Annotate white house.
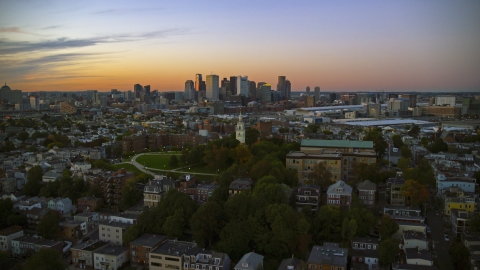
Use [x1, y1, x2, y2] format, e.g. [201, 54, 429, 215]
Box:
[93, 244, 129, 270]
[56, 198, 72, 214]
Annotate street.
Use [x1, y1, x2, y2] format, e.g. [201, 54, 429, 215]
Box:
[427, 200, 454, 270]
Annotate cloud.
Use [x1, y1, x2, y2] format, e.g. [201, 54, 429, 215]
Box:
[0, 28, 188, 55]
[40, 25, 63, 30]
[92, 7, 163, 15]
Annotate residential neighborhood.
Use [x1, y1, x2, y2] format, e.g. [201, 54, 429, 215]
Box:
[0, 87, 479, 270]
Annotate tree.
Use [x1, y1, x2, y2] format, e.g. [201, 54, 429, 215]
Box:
[24, 165, 44, 196]
[24, 248, 65, 270]
[307, 162, 333, 190]
[364, 128, 388, 159]
[420, 137, 429, 147]
[123, 224, 141, 246]
[400, 145, 412, 159]
[397, 157, 410, 170]
[163, 209, 186, 238]
[341, 218, 357, 242]
[409, 124, 420, 138]
[467, 213, 480, 232]
[313, 205, 341, 243]
[403, 180, 429, 206]
[190, 201, 226, 247]
[17, 131, 30, 142]
[168, 155, 179, 168]
[253, 176, 289, 205]
[304, 124, 320, 134]
[379, 215, 399, 240]
[392, 134, 404, 148]
[120, 178, 142, 210]
[429, 138, 448, 153]
[245, 128, 260, 146]
[346, 207, 375, 237]
[378, 238, 399, 267]
[449, 242, 470, 270]
[36, 210, 60, 239]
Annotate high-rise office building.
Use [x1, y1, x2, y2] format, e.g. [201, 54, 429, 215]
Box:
[306, 86, 311, 95]
[237, 76, 249, 96]
[230, 76, 237, 95]
[184, 80, 195, 100]
[144, 85, 151, 96]
[248, 81, 256, 98]
[30, 95, 39, 110]
[134, 84, 143, 99]
[277, 76, 286, 98]
[256, 82, 266, 99]
[314, 86, 321, 102]
[285, 80, 291, 99]
[195, 74, 202, 91]
[260, 84, 272, 103]
[401, 94, 417, 108]
[93, 92, 100, 105]
[206, 75, 219, 100]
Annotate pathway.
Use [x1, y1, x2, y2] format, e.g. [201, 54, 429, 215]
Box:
[119, 153, 219, 176]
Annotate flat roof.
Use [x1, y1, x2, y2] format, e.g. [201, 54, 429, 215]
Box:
[301, 139, 374, 149]
[0, 225, 23, 236]
[130, 234, 167, 247]
[334, 118, 432, 127]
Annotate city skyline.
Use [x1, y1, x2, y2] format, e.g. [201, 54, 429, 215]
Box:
[1, 1, 479, 92]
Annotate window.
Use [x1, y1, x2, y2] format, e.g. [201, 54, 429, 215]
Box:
[151, 262, 162, 267]
[151, 255, 162, 259]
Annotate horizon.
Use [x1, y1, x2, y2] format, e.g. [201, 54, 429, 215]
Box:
[1, 1, 479, 92]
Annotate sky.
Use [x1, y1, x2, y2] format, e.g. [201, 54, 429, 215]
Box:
[1, 1, 479, 92]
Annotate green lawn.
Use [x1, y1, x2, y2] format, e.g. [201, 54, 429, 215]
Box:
[136, 154, 180, 170]
[113, 163, 143, 175]
[182, 164, 219, 174]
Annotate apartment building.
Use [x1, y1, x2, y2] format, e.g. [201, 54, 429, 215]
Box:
[93, 244, 129, 270]
[129, 234, 167, 268]
[11, 234, 63, 258]
[299, 139, 376, 181]
[143, 176, 174, 207]
[351, 237, 379, 270]
[99, 221, 132, 246]
[386, 173, 406, 206]
[149, 240, 197, 270]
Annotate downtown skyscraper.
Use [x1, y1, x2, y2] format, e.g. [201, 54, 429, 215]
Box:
[206, 75, 219, 100]
[237, 76, 249, 96]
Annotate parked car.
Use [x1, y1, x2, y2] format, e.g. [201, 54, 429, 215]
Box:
[444, 233, 449, 241]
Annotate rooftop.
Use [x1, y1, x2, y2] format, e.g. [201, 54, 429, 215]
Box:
[94, 243, 129, 256]
[151, 240, 196, 256]
[301, 139, 374, 149]
[307, 242, 348, 267]
[0, 225, 23, 236]
[129, 234, 167, 247]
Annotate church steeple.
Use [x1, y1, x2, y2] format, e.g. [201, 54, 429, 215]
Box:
[235, 110, 245, 144]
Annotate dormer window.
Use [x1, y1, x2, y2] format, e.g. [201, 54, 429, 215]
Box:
[242, 262, 249, 267]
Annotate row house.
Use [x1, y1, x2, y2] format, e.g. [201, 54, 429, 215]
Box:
[402, 230, 428, 251]
[77, 197, 104, 212]
[98, 212, 137, 225]
[74, 212, 99, 232]
[13, 196, 47, 211]
[184, 249, 231, 270]
[176, 174, 198, 201]
[93, 244, 129, 270]
[386, 173, 406, 206]
[47, 197, 72, 214]
[11, 234, 63, 258]
[71, 240, 110, 269]
[451, 209, 475, 239]
[295, 184, 321, 211]
[0, 178, 16, 193]
[307, 242, 347, 270]
[61, 220, 86, 241]
[0, 226, 24, 253]
[351, 237, 379, 270]
[18, 208, 49, 229]
[326, 180, 352, 209]
[129, 234, 167, 268]
[405, 248, 433, 267]
[42, 171, 62, 182]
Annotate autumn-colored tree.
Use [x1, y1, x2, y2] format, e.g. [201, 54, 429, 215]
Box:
[231, 144, 253, 166]
[403, 180, 429, 206]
